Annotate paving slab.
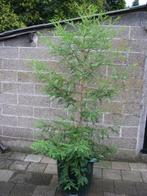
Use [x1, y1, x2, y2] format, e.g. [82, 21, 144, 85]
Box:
[10, 160, 29, 171]
[0, 169, 14, 182]
[0, 152, 12, 159]
[0, 182, 15, 195]
[9, 152, 26, 161]
[27, 162, 47, 173]
[33, 176, 58, 196]
[103, 169, 122, 180]
[10, 171, 52, 185]
[1, 151, 147, 195]
[93, 167, 102, 178]
[54, 191, 67, 196]
[32, 185, 53, 196]
[9, 184, 36, 196]
[0, 159, 13, 169]
[114, 180, 137, 195]
[141, 171, 147, 183]
[48, 175, 58, 195]
[41, 157, 57, 164]
[129, 163, 147, 171]
[103, 179, 115, 193]
[112, 162, 130, 170]
[121, 170, 142, 182]
[89, 193, 103, 196]
[25, 154, 42, 162]
[90, 178, 103, 193]
[94, 161, 112, 169]
[103, 193, 126, 196]
[44, 164, 57, 174]
[136, 182, 147, 196]
[90, 179, 115, 194]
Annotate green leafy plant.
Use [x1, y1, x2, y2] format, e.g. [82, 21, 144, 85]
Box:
[32, 7, 129, 192]
[8, 0, 105, 26]
[132, 0, 139, 7]
[0, 0, 24, 32]
[1, 0, 126, 32]
[105, 0, 126, 11]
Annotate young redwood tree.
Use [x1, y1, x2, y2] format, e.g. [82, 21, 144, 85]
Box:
[32, 8, 129, 192]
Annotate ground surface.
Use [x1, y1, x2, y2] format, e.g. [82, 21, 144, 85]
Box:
[0, 151, 147, 196]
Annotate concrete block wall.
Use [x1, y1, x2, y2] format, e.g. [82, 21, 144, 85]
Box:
[0, 22, 147, 158]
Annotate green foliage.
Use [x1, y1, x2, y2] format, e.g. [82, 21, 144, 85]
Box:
[32, 9, 129, 192]
[0, 0, 126, 32]
[105, 0, 126, 11]
[0, 0, 24, 32]
[132, 0, 139, 6]
[6, 0, 105, 27]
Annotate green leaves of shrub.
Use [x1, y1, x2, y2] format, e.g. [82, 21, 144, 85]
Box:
[0, 0, 24, 32]
[32, 7, 129, 192]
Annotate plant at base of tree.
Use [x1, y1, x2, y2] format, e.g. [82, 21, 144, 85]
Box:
[32, 6, 130, 193]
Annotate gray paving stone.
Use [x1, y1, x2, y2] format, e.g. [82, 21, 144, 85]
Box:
[0, 169, 14, 182]
[94, 161, 112, 169]
[89, 193, 103, 196]
[103, 179, 115, 193]
[0, 152, 12, 159]
[44, 164, 57, 174]
[141, 171, 147, 183]
[49, 175, 58, 190]
[136, 182, 147, 195]
[112, 162, 130, 170]
[33, 175, 58, 196]
[54, 190, 67, 196]
[0, 182, 15, 195]
[114, 180, 137, 195]
[9, 172, 31, 184]
[103, 169, 121, 180]
[104, 193, 126, 196]
[9, 152, 26, 161]
[122, 170, 142, 182]
[93, 168, 102, 178]
[32, 185, 53, 196]
[10, 160, 29, 171]
[129, 163, 147, 171]
[25, 154, 43, 162]
[41, 157, 57, 164]
[0, 159, 13, 169]
[10, 171, 52, 185]
[27, 162, 47, 173]
[0, 151, 146, 196]
[138, 193, 147, 196]
[90, 178, 103, 193]
[9, 184, 36, 196]
[90, 179, 115, 194]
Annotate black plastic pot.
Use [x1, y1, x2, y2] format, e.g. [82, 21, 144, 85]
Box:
[57, 159, 96, 196]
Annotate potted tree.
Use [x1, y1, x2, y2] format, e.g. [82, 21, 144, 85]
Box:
[32, 7, 128, 196]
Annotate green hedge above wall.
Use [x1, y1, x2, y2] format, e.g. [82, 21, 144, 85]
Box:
[0, 0, 126, 32]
